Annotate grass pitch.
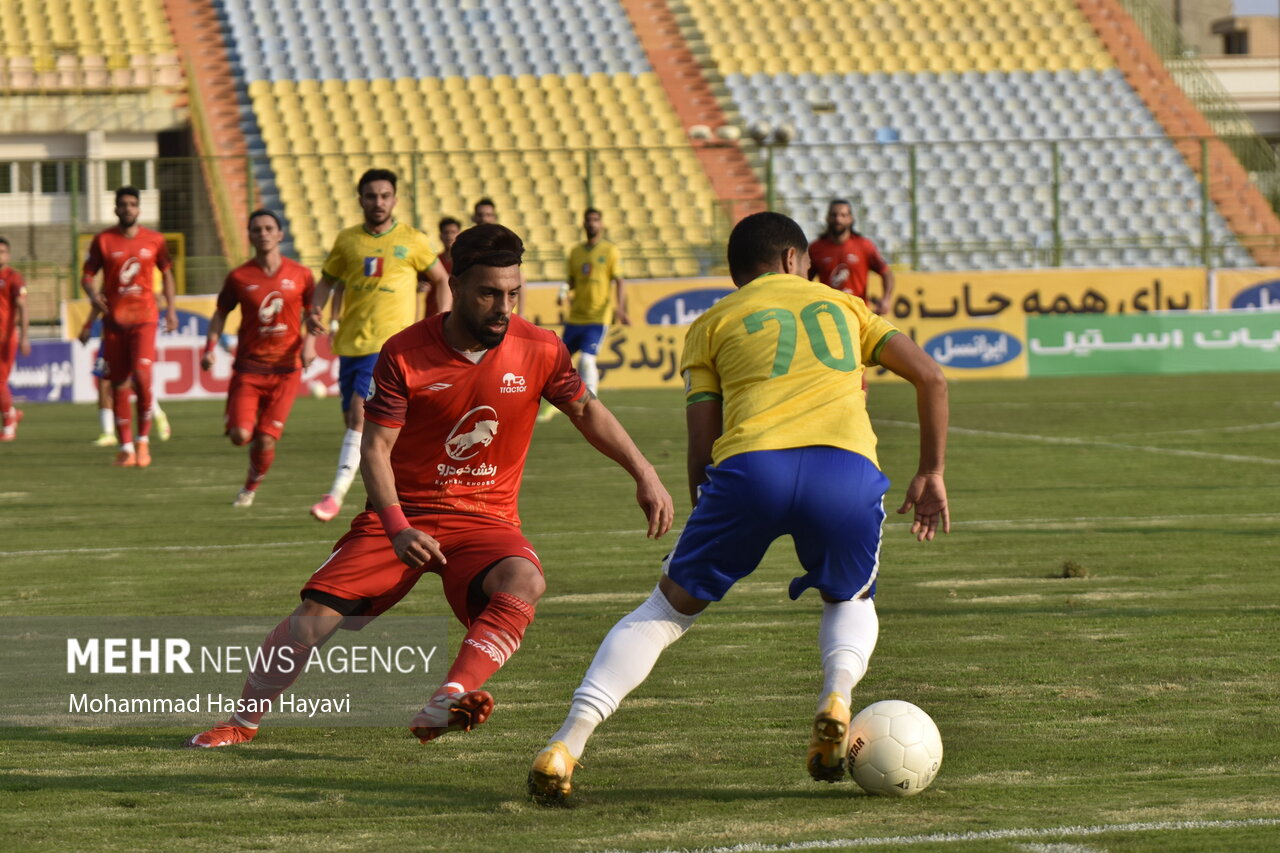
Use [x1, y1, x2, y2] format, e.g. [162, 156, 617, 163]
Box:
[1, 372, 1279, 851]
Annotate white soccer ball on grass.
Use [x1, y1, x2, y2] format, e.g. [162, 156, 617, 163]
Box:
[846, 699, 943, 797]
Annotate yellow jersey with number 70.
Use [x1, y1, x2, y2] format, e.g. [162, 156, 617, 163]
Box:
[680, 272, 898, 467]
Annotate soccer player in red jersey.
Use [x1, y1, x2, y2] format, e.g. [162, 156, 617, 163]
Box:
[184, 224, 674, 749]
[424, 216, 460, 317]
[201, 210, 316, 507]
[81, 186, 177, 467]
[808, 199, 895, 315]
[0, 236, 31, 441]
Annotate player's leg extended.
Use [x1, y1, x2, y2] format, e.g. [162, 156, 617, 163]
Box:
[410, 555, 543, 743]
[529, 451, 789, 804]
[132, 324, 157, 463]
[528, 576, 705, 805]
[788, 447, 888, 781]
[94, 370, 118, 445]
[0, 339, 19, 440]
[576, 324, 606, 396]
[184, 598, 344, 747]
[312, 355, 373, 521]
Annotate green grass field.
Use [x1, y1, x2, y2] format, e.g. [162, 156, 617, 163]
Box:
[2, 373, 1279, 852]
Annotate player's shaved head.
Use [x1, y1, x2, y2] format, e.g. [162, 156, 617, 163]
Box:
[451, 224, 523, 281]
[727, 212, 809, 285]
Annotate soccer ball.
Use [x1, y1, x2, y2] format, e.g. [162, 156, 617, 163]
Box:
[309, 380, 328, 399]
[846, 700, 943, 797]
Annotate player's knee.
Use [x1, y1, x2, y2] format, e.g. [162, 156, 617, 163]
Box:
[253, 433, 276, 452]
[289, 599, 345, 647]
[483, 558, 546, 605]
[229, 428, 252, 446]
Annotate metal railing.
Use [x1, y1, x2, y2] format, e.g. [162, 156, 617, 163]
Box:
[4, 134, 1279, 324]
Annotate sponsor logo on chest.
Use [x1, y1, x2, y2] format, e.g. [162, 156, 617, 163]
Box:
[500, 372, 527, 393]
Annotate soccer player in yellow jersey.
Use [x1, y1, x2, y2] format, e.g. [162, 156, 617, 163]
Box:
[529, 212, 951, 805]
[306, 168, 449, 522]
[560, 208, 626, 393]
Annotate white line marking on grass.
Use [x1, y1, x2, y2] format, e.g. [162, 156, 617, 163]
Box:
[879, 420, 1280, 466]
[607, 817, 1280, 853]
[1113, 420, 1280, 438]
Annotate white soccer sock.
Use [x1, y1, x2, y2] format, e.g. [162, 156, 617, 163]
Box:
[551, 585, 699, 758]
[327, 428, 363, 501]
[579, 352, 599, 396]
[98, 407, 114, 434]
[818, 597, 879, 709]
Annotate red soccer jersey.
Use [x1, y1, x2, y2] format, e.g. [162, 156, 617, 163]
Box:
[0, 266, 24, 343]
[363, 314, 586, 525]
[217, 257, 315, 374]
[83, 227, 173, 327]
[808, 234, 887, 301]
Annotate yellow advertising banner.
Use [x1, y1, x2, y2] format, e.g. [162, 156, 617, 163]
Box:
[1214, 268, 1280, 311]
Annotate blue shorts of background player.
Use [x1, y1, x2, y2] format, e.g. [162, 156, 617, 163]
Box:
[561, 323, 607, 356]
[337, 354, 378, 413]
[663, 446, 890, 602]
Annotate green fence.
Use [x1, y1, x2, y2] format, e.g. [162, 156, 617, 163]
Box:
[3, 134, 1280, 324]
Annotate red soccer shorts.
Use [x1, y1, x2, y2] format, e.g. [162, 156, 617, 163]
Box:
[303, 511, 544, 628]
[101, 322, 157, 385]
[225, 370, 301, 439]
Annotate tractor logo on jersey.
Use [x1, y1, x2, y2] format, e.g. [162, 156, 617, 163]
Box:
[445, 405, 500, 461]
[499, 372, 527, 393]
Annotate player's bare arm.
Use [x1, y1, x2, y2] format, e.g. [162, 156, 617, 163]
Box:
[684, 399, 722, 509]
[561, 391, 674, 538]
[301, 328, 317, 367]
[360, 420, 446, 568]
[613, 277, 629, 325]
[307, 273, 341, 335]
[15, 287, 30, 357]
[877, 333, 950, 541]
[425, 260, 451, 312]
[876, 267, 896, 316]
[200, 309, 229, 371]
[161, 267, 178, 332]
[81, 275, 109, 317]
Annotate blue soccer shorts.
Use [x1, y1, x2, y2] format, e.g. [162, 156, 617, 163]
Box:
[561, 323, 607, 356]
[663, 446, 890, 602]
[337, 354, 379, 412]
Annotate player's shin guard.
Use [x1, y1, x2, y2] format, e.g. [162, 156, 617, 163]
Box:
[439, 592, 536, 693]
[818, 597, 879, 704]
[327, 428, 362, 502]
[552, 585, 698, 758]
[232, 618, 313, 727]
[246, 442, 275, 492]
[578, 352, 600, 396]
[113, 385, 134, 445]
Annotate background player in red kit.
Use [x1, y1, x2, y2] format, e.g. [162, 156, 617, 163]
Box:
[81, 186, 177, 467]
[185, 224, 674, 749]
[0, 236, 31, 441]
[808, 199, 895, 315]
[201, 210, 316, 507]
[424, 216, 461, 318]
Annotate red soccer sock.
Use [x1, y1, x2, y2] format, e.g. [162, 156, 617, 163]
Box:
[439, 592, 536, 695]
[245, 443, 276, 492]
[233, 618, 313, 727]
[113, 386, 133, 445]
[133, 368, 153, 440]
[0, 384, 12, 415]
